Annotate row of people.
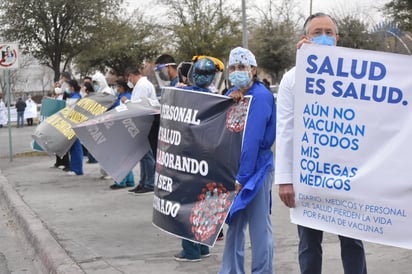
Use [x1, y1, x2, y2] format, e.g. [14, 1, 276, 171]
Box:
[44, 11, 367, 273]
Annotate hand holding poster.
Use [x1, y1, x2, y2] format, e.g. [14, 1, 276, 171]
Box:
[153, 88, 250, 246]
[292, 44, 412, 249]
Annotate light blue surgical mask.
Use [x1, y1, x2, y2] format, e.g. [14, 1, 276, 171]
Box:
[311, 34, 335, 46]
[93, 85, 100, 92]
[64, 87, 70, 94]
[229, 71, 251, 88]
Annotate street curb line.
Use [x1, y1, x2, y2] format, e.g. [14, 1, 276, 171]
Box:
[0, 173, 85, 274]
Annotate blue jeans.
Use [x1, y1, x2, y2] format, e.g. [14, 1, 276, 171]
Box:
[298, 225, 367, 274]
[17, 111, 24, 127]
[139, 149, 155, 189]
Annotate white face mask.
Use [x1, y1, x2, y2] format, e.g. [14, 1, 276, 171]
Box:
[127, 81, 134, 89]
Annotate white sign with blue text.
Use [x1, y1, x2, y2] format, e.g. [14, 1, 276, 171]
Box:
[292, 44, 412, 249]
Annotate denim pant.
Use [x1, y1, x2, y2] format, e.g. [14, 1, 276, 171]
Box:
[17, 111, 24, 127]
[139, 149, 155, 189]
[298, 225, 367, 274]
[219, 169, 274, 274]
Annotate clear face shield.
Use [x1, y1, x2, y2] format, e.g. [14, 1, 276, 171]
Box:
[188, 56, 225, 93]
[154, 63, 176, 88]
[187, 66, 224, 93]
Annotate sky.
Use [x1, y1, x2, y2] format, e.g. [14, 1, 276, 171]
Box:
[125, 0, 391, 26]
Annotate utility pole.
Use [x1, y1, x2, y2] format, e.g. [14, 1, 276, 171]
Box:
[309, 0, 313, 15]
[242, 0, 248, 48]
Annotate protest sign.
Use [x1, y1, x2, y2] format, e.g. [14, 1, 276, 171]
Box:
[153, 88, 250, 246]
[31, 97, 66, 152]
[292, 44, 412, 249]
[32, 93, 115, 157]
[73, 98, 159, 182]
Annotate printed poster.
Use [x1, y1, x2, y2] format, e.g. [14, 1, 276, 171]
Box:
[153, 88, 250, 247]
[292, 44, 412, 249]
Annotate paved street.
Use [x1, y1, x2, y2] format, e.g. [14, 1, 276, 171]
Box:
[1, 125, 412, 273]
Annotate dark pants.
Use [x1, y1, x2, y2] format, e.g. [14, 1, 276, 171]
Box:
[26, 118, 33, 126]
[298, 225, 367, 274]
[181, 239, 209, 259]
[139, 149, 155, 189]
[55, 153, 70, 169]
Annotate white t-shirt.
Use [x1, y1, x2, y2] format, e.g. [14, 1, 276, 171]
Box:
[130, 76, 159, 106]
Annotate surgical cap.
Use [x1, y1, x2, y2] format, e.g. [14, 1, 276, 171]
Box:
[228, 47, 257, 67]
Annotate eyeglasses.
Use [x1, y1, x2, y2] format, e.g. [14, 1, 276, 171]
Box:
[154, 63, 176, 71]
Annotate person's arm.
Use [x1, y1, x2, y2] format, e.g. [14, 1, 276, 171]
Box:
[275, 68, 296, 208]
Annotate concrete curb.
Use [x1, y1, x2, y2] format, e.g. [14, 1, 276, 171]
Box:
[0, 172, 84, 274]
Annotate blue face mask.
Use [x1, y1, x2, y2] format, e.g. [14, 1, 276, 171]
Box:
[93, 85, 100, 92]
[229, 71, 251, 88]
[64, 87, 70, 94]
[311, 34, 335, 46]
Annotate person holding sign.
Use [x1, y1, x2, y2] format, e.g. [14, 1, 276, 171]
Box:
[123, 66, 159, 194]
[65, 79, 84, 176]
[218, 47, 276, 274]
[275, 12, 367, 274]
[173, 57, 221, 262]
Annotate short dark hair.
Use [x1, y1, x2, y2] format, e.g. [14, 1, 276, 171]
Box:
[303, 12, 339, 35]
[84, 82, 94, 93]
[66, 79, 81, 91]
[125, 66, 141, 76]
[155, 54, 177, 68]
[116, 80, 130, 92]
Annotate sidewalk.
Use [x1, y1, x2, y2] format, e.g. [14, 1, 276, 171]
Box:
[0, 126, 412, 273]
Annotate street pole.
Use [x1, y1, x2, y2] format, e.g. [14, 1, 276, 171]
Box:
[310, 0, 313, 15]
[5, 69, 13, 161]
[242, 0, 248, 48]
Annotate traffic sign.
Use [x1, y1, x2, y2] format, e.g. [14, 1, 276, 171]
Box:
[0, 43, 19, 69]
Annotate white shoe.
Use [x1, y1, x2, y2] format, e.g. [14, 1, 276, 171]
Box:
[67, 171, 77, 176]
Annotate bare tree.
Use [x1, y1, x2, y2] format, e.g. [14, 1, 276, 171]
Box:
[0, 0, 122, 81]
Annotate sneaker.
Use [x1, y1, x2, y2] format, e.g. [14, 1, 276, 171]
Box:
[100, 175, 112, 180]
[128, 185, 143, 193]
[62, 167, 70, 172]
[174, 253, 201, 262]
[201, 253, 211, 258]
[67, 171, 77, 176]
[134, 187, 154, 195]
[110, 184, 125, 190]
